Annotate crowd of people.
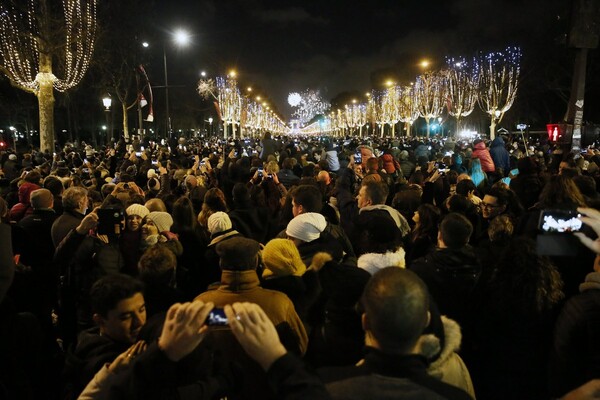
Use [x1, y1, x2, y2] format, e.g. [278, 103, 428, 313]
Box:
[1, 131, 600, 399]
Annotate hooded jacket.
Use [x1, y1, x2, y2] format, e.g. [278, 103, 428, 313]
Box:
[357, 247, 406, 275]
[471, 141, 496, 173]
[9, 182, 40, 222]
[489, 137, 511, 173]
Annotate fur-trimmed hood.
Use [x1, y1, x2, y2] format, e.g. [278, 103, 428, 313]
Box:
[420, 316, 462, 374]
[357, 247, 405, 275]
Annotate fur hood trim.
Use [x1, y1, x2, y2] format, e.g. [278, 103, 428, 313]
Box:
[420, 316, 462, 371]
[357, 247, 405, 275]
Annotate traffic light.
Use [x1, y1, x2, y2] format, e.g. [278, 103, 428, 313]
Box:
[546, 123, 573, 144]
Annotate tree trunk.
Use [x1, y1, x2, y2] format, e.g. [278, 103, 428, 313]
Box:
[122, 102, 129, 142]
[37, 52, 55, 152]
[490, 118, 496, 140]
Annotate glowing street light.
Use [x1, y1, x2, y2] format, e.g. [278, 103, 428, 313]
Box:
[420, 59, 431, 69]
[163, 28, 191, 138]
[200, 70, 207, 77]
[385, 80, 394, 87]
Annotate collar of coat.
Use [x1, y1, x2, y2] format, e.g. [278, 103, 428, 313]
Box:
[580, 272, 600, 292]
[218, 270, 260, 292]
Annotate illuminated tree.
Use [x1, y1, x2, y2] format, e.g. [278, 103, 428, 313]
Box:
[415, 71, 447, 136]
[381, 85, 401, 137]
[477, 46, 521, 139]
[398, 85, 419, 137]
[445, 57, 479, 135]
[0, 0, 98, 151]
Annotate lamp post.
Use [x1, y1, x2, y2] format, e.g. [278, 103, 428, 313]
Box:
[102, 94, 112, 145]
[208, 117, 213, 136]
[163, 29, 190, 139]
[438, 116, 443, 136]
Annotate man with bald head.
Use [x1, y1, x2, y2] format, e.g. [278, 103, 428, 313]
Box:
[319, 268, 472, 400]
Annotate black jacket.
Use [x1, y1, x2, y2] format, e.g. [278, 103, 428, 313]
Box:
[319, 348, 472, 400]
[410, 246, 481, 328]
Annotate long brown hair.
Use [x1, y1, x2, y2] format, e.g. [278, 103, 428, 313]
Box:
[538, 175, 586, 209]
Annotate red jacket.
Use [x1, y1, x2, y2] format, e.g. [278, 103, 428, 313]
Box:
[472, 142, 496, 173]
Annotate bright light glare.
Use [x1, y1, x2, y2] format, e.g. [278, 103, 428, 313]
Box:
[288, 92, 302, 107]
[200, 71, 206, 77]
[173, 29, 190, 46]
[420, 59, 430, 68]
[142, 42, 149, 48]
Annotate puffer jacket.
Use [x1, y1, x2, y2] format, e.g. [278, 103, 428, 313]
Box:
[489, 137, 511, 173]
[471, 142, 496, 173]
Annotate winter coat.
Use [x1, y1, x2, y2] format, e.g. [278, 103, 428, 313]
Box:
[229, 201, 276, 244]
[471, 142, 496, 173]
[9, 182, 40, 222]
[357, 247, 406, 275]
[420, 316, 476, 399]
[549, 272, 600, 398]
[277, 168, 300, 189]
[52, 210, 84, 247]
[489, 137, 510, 173]
[410, 246, 481, 328]
[319, 348, 472, 400]
[63, 327, 129, 398]
[194, 269, 308, 355]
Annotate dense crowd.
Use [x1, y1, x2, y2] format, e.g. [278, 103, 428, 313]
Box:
[1, 131, 600, 400]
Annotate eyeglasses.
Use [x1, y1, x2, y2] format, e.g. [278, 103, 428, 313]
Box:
[481, 202, 501, 209]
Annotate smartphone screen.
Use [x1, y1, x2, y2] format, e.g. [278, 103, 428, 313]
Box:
[538, 210, 583, 233]
[354, 151, 362, 164]
[205, 308, 228, 326]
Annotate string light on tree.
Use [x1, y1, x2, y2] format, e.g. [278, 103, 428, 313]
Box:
[415, 70, 447, 136]
[445, 56, 480, 135]
[0, 0, 98, 151]
[477, 46, 521, 139]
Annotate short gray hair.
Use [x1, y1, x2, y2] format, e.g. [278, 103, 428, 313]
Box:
[62, 186, 88, 210]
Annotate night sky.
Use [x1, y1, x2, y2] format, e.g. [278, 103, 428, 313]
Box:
[147, 0, 576, 120]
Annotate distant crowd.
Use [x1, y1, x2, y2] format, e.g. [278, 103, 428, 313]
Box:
[2, 131, 600, 400]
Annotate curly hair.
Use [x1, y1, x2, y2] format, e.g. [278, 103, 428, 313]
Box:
[488, 238, 563, 316]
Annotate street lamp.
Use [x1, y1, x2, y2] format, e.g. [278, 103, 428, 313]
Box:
[163, 28, 191, 139]
[438, 116, 443, 136]
[102, 94, 112, 144]
[208, 117, 213, 136]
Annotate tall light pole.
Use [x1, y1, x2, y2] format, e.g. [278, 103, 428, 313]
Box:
[102, 94, 112, 145]
[163, 29, 190, 139]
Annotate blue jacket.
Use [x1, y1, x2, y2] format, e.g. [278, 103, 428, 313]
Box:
[489, 137, 511, 173]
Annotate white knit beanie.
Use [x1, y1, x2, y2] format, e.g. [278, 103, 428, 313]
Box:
[286, 212, 327, 243]
[126, 204, 150, 219]
[147, 211, 173, 233]
[208, 211, 232, 235]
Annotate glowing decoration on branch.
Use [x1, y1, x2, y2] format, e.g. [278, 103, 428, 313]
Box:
[477, 46, 521, 139]
[197, 78, 218, 100]
[398, 86, 419, 137]
[381, 85, 401, 137]
[287, 92, 302, 107]
[288, 89, 330, 125]
[415, 71, 447, 136]
[0, 0, 98, 151]
[445, 56, 479, 135]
